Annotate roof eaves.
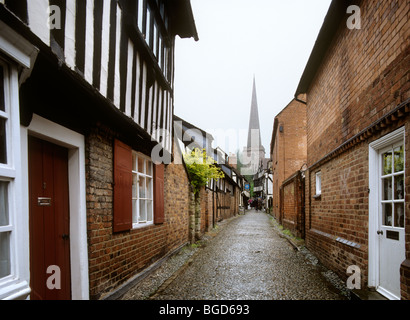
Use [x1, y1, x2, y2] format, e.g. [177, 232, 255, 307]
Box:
[169, 0, 199, 41]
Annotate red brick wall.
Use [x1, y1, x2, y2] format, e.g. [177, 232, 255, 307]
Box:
[304, 0, 410, 297]
[306, 118, 410, 290]
[86, 125, 190, 299]
[164, 146, 191, 250]
[307, 0, 409, 166]
[305, 142, 370, 286]
[271, 99, 307, 220]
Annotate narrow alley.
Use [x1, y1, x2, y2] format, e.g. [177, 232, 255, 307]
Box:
[121, 210, 348, 301]
[1, 0, 409, 303]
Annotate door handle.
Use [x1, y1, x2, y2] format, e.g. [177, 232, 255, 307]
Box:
[62, 234, 70, 240]
[377, 230, 383, 235]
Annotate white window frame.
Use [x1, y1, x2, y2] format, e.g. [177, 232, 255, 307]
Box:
[0, 60, 23, 299]
[0, 19, 38, 300]
[0, 61, 13, 282]
[315, 171, 322, 196]
[132, 152, 154, 228]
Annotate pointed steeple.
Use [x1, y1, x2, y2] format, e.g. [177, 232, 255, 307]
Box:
[246, 77, 265, 153]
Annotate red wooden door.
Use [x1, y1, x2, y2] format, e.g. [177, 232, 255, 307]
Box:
[28, 136, 71, 300]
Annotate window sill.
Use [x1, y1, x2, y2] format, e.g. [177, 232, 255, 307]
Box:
[313, 194, 321, 200]
[132, 222, 154, 230]
[0, 279, 31, 300]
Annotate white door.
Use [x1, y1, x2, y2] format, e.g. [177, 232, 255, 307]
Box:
[377, 143, 405, 300]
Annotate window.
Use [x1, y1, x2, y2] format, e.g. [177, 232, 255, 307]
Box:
[132, 152, 154, 227]
[113, 139, 164, 232]
[153, 21, 158, 58]
[0, 64, 8, 164]
[0, 20, 39, 299]
[381, 144, 405, 228]
[0, 65, 4, 111]
[0, 181, 11, 279]
[146, 7, 151, 45]
[315, 171, 322, 196]
[134, 0, 171, 79]
[137, 0, 144, 33]
[0, 62, 13, 282]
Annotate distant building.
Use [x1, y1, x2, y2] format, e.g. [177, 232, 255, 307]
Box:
[174, 115, 246, 236]
[270, 98, 307, 224]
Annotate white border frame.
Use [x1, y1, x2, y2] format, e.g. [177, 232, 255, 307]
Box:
[368, 126, 405, 300]
[21, 115, 89, 300]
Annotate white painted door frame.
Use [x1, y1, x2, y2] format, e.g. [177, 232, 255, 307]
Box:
[369, 126, 405, 300]
[21, 115, 89, 300]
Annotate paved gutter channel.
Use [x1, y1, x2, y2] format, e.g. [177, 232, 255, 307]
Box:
[119, 211, 352, 300]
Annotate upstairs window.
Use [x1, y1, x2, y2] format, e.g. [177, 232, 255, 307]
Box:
[135, 0, 172, 81]
[137, 0, 144, 33]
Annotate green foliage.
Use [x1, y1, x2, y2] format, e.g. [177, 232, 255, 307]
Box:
[183, 148, 225, 195]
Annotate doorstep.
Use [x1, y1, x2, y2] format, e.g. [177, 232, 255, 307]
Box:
[351, 289, 388, 300]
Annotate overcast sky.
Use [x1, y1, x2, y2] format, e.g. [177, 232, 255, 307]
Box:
[174, 0, 332, 155]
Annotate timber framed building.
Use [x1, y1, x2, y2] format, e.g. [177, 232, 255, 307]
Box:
[0, 0, 197, 300]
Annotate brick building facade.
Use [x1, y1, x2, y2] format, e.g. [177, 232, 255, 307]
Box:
[270, 99, 307, 222]
[86, 125, 192, 299]
[295, 0, 410, 299]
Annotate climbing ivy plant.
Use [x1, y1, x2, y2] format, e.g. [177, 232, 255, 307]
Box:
[183, 148, 225, 195]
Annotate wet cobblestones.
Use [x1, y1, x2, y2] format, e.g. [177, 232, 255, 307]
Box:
[120, 210, 349, 300]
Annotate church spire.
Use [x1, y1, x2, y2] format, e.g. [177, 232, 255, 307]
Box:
[246, 77, 265, 153]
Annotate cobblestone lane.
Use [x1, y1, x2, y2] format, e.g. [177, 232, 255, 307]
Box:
[122, 210, 349, 300]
